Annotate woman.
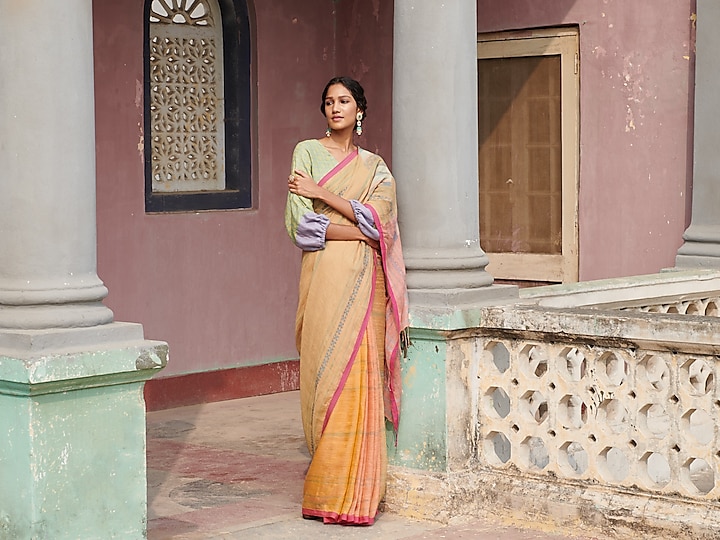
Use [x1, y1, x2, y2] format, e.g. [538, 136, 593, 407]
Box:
[285, 76, 409, 525]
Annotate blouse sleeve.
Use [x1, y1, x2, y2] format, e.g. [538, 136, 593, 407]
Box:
[294, 212, 330, 250]
[350, 199, 380, 241]
[285, 142, 330, 251]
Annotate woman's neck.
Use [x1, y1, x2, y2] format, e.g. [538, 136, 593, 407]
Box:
[323, 130, 356, 155]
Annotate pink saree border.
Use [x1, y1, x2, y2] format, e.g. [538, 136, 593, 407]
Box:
[301, 508, 376, 526]
[317, 148, 359, 187]
[366, 203, 402, 430]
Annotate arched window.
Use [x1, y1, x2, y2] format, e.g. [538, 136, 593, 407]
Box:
[145, 0, 251, 212]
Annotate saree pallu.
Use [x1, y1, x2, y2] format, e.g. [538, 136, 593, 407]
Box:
[287, 141, 408, 525]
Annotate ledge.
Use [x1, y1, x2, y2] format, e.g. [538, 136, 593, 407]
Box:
[0, 323, 167, 395]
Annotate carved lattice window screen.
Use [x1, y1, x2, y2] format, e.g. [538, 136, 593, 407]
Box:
[149, 0, 225, 193]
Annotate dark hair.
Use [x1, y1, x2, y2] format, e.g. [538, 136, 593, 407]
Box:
[320, 76, 368, 119]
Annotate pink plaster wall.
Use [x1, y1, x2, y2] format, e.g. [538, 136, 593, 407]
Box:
[93, 0, 393, 377]
[335, 0, 395, 163]
[477, 0, 696, 280]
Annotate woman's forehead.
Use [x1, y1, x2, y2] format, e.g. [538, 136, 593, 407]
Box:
[325, 84, 353, 99]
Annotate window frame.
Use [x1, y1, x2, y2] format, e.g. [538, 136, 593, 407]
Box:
[143, 0, 252, 213]
[477, 27, 579, 283]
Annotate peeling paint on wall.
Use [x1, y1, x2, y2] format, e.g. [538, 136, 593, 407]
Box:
[620, 56, 650, 132]
[625, 104, 636, 132]
[134, 79, 142, 110]
[477, 0, 695, 279]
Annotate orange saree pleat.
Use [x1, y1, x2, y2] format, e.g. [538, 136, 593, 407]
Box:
[301, 256, 387, 524]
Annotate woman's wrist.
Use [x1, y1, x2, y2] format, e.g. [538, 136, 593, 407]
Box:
[326, 223, 362, 241]
[319, 189, 338, 206]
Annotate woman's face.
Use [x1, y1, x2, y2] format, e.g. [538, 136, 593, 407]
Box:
[324, 84, 361, 132]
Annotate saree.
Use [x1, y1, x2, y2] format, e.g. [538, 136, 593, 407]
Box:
[285, 139, 409, 525]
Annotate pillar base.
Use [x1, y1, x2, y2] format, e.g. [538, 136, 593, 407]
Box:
[675, 225, 720, 268]
[0, 323, 167, 540]
[676, 228, 720, 268]
[404, 247, 519, 310]
[408, 284, 519, 311]
[0, 302, 114, 330]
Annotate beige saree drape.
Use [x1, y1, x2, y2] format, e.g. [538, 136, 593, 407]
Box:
[285, 140, 408, 525]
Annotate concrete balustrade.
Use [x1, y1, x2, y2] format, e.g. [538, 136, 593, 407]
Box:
[387, 269, 720, 539]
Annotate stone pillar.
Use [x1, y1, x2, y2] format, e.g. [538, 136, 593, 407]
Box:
[676, 0, 720, 267]
[392, 0, 517, 309]
[387, 0, 518, 491]
[0, 2, 166, 538]
[0, 0, 114, 329]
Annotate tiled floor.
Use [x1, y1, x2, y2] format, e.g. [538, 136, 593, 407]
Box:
[146, 391, 595, 539]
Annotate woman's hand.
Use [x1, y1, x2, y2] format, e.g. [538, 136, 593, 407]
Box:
[363, 236, 380, 251]
[288, 170, 323, 199]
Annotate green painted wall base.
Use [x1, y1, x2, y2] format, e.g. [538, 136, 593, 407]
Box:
[387, 299, 514, 473]
[388, 328, 448, 472]
[0, 323, 167, 540]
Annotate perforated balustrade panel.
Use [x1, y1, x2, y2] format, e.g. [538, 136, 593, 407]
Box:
[477, 340, 719, 498]
[623, 295, 720, 316]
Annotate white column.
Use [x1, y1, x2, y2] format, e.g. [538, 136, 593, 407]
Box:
[0, 0, 114, 329]
[393, 0, 516, 308]
[676, 0, 720, 267]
